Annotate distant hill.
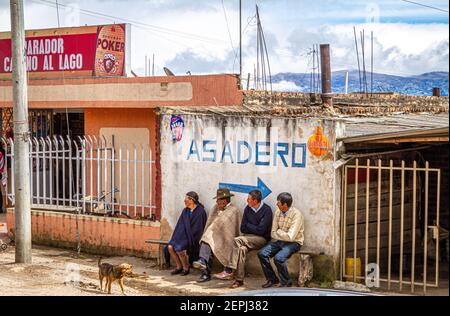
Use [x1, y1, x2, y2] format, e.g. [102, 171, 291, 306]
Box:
[271, 71, 449, 96]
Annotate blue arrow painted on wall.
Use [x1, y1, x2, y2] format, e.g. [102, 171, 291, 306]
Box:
[219, 177, 272, 199]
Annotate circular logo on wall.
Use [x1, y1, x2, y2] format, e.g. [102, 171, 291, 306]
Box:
[307, 125, 330, 157]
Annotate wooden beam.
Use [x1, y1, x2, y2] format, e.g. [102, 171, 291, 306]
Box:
[370, 136, 449, 143]
[339, 127, 449, 144]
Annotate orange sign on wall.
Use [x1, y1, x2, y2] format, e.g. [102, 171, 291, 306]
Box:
[307, 125, 330, 157]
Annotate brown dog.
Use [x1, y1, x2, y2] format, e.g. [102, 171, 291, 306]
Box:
[98, 257, 133, 295]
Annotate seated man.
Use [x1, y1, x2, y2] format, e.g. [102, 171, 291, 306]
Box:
[192, 188, 241, 283]
[214, 190, 272, 288]
[166, 191, 207, 276]
[258, 192, 304, 288]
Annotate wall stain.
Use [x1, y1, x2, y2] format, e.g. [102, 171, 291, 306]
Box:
[160, 217, 173, 240]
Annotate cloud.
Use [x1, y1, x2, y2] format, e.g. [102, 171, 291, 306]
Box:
[165, 49, 236, 75]
[260, 0, 449, 24]
[281, 23, 449, 76]
[271, 80, 302, 92]
[0, 0, 447, 77]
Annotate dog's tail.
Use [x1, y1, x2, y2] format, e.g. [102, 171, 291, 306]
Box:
[98, 257, 102, 267]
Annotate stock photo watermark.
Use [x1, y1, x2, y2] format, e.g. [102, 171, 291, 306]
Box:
[366, 3, 381, 25]
[64, 262, 81, 287]
[365, 263, 380, 288]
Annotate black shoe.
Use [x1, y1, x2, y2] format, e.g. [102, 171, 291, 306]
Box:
[281, 282, 293, 287]
[170, 268, 183, 275]
[181, 268, 190, 276]
[198, 273, 211, 283]
[262, 279, 280, 288]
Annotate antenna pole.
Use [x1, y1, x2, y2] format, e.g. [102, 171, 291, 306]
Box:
[361, 30, 368, 95]
[371, 31, 374, 96]
[345, 70, 349, 94]
[312, 45, 316, 93]
[353, 26, 362, 93]
[145, 55, 147, 76]
[239, 0, 242, 89]
[152, 53, 155, 76]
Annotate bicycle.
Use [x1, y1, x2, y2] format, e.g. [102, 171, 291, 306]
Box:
[74, 188, 131, 218]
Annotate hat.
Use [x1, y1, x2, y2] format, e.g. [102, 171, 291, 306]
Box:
[213, 188, 234, 200]
[186, 191, 199, 204]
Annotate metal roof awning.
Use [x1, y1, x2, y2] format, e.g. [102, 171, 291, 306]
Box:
[338, 127, 449, 144]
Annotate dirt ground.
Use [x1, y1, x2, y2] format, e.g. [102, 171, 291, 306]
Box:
[0, 243, 280, 296]
[1, 214, 447, 296]
[0, 214, 272, 296]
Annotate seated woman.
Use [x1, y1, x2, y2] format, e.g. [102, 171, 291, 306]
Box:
[167, 191, 207, 276]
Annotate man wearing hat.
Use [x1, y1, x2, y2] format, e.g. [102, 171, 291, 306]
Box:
[192, 188, 241, 282]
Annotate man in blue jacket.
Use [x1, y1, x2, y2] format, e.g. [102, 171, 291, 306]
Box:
[213, 190, 272, 288]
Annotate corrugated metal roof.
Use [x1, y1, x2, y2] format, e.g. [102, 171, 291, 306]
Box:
[340, 113, 449, 138]
[338, 127, 448, 144]
[155, 105, 332, 118]
[156, 101, 449, 140]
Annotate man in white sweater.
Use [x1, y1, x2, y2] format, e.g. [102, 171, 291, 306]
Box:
[258, 192, 304, 288]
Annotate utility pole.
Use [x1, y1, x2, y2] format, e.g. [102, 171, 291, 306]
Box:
[239, 0, 242, 89]
[10, 0, 32, 263]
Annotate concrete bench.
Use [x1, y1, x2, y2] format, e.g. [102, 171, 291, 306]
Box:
[145, 238, 321, 287]
[244, 249, 321, 287]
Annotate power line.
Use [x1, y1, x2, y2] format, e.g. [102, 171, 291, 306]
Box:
[400, 0, 449, 13]
[55, 0, 60, 28]
[31, 0, 228, 45]
[243, 15, 257, 34]
[30, 0, 231, 59]
[220, 0, 238, 73]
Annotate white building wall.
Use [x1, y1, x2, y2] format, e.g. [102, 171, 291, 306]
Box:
[160, 114, 340, 257]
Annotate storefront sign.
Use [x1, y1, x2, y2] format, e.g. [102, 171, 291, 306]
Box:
[0, 24, 129, 79]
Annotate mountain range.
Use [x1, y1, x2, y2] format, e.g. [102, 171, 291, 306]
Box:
[271, 71, 449, 96]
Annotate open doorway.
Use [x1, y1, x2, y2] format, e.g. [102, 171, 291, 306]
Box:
[53, 110, 85, 139]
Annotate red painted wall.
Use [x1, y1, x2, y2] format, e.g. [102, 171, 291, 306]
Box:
[6, 210, 160, 258]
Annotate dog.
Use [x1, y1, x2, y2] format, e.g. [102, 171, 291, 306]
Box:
[98, 257, 133, 295]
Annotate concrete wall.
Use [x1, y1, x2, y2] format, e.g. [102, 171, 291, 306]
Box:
[0, 74, 242, 109]
[159, 114, 340, 257]
[6, 209, 160, 258]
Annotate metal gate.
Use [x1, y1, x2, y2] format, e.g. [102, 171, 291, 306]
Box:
[2, 135, 156, 219]
[340, 158, 446, 294]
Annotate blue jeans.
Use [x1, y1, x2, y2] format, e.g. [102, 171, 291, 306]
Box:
[258, 240, 301, 286]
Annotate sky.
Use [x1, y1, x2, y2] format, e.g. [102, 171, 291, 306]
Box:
[0, 0, 448, 81]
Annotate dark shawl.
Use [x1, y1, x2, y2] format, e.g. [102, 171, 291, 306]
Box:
[168, 204, 207, 262]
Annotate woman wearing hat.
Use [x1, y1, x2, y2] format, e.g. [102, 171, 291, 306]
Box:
[167, 191, 207, 275]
